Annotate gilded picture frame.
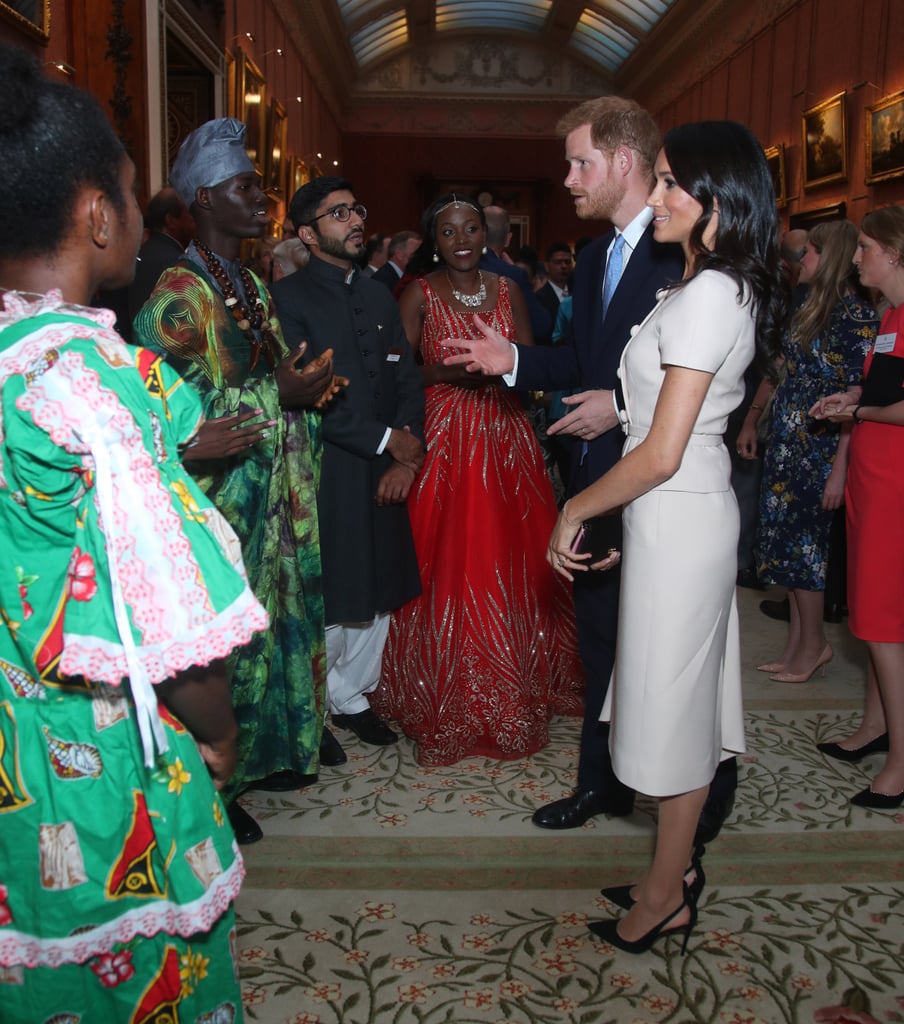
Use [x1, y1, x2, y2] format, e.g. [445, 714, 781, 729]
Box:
[289, 157, 309, 200]
[234, 47, 267, 177]
[0, 0, 50, 44]
[764, 145, 786, 208]
[802, 92, 847, 189]
[266, 97, 287, 196]
[865, 89, 904, 185]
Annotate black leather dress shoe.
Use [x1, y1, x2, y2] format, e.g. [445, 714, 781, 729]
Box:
[760, 597, 790, 622]
[248, 769, 315, 792]
[693, 791, 735, 848]
[736, 568, 765, 590]
[332, 708, 398, 746]
[823, 602, 847, 624]
[227, 802, 263, 845]
[320, 726, 348, 766]
[531, 788, 634, 829]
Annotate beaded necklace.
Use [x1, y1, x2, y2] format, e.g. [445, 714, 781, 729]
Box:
[193, 238, 277, 372]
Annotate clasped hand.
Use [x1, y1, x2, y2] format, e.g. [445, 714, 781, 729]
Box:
[809, 391, 857, 422]
[277, 343, 348, 410]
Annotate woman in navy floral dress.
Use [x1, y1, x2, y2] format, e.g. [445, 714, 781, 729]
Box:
[752, 221, 877, 682]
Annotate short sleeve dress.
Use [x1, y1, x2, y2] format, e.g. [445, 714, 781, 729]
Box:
[756, 295, 877, 589]
[0, 291, 268, 1022]
[603, 271, 754, 797]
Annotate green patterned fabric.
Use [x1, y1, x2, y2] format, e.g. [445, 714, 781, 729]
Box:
[134, 262, 326, 800]
[0, 292, 259, 1020]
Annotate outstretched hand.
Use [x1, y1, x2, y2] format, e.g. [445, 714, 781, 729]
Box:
[182, 409, 275, 461]
[441, 315, 516, 376]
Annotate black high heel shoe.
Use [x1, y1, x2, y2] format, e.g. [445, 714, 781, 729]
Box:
[601, 854, 705, 912]
[589, 884, 697, 955]
[817, 733, 889, 763]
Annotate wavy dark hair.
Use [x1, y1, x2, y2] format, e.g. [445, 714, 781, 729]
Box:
[662, 121, 788, 370]
[0, 45, 126, 259]
[406, 193, 487, 279]
[289, 176, 355, 229]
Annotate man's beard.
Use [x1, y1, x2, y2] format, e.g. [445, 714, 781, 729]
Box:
[316, 230, 364, 262]
[579, 179, 627, 222]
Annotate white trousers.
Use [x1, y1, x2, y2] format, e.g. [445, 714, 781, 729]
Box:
[324, 613, 391, 715]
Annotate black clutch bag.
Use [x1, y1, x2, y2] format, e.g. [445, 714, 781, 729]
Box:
[570, 513, 623, 562]
[861, 352, 904, 407]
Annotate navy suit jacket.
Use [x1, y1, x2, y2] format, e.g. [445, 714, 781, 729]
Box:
[480, 250, 552, 343]
[515, 224, 683, 490]
[371, 261, 403, 291]
[535, 282, 562, 338]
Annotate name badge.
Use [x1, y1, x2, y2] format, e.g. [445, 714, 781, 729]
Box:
[386, 352, 401, 363]
[874, 332, 897, 354]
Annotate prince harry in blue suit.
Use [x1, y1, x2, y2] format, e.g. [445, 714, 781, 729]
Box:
[447, 97, 737, 843]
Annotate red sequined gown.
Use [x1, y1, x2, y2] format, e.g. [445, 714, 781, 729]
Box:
[373, 277, 584, 766]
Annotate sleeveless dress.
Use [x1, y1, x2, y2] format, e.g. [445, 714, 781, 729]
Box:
[0, 292, 267, 1022]
[757, 295, 877, 589]
[846, 303, 904, 641]
[603, 272, 752, 797]
[374, 277, 584, 766]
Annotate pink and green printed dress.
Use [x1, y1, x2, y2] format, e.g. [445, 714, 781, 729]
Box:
[0, 291, 268, 1024]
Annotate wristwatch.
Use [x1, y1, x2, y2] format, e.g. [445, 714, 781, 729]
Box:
[851, 405, 863, 424]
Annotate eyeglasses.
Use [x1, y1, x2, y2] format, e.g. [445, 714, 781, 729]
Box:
[307, 203, 367, 225]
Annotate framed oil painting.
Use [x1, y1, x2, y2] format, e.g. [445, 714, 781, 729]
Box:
[802, 92, 847, 189]
[234, 47, 267, 176]
[289, 157, 309, 199]
[865, 90, 904, 185]
[266, 97, 287, 195]
[764, 145, 786, 208]
[0, 0, 50, 43]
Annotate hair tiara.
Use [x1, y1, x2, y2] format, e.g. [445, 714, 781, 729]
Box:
[432, 193, 483, 225]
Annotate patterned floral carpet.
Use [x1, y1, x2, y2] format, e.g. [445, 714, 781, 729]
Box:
[234, 590, 904, 1024]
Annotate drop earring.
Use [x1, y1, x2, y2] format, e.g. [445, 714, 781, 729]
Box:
[482, 246, 487, 254]
[432, 251, 440, 263]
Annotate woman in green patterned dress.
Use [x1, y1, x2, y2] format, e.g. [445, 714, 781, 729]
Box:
[134, 119, 343, 845]
[0, 46, 269, 1021]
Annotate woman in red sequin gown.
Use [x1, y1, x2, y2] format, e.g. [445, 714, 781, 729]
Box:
[373, 196, 583, 766]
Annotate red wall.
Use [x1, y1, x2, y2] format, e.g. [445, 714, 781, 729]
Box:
[341, 133, 587, 253]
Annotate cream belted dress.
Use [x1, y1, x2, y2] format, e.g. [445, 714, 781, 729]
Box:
[601, 270, 753, 797]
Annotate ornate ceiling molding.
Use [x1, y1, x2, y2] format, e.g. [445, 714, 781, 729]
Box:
[355, 36, 611, 99]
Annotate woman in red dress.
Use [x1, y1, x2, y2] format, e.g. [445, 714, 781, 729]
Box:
[373, 195, 583, 766]
[811, 205, 904, 808]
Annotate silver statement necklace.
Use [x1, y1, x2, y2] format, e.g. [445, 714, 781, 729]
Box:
[447, 270, 486, 308]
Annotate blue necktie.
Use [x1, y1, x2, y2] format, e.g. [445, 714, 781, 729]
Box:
[582, 234, 626, 464]
[602, 233, 626, 320]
